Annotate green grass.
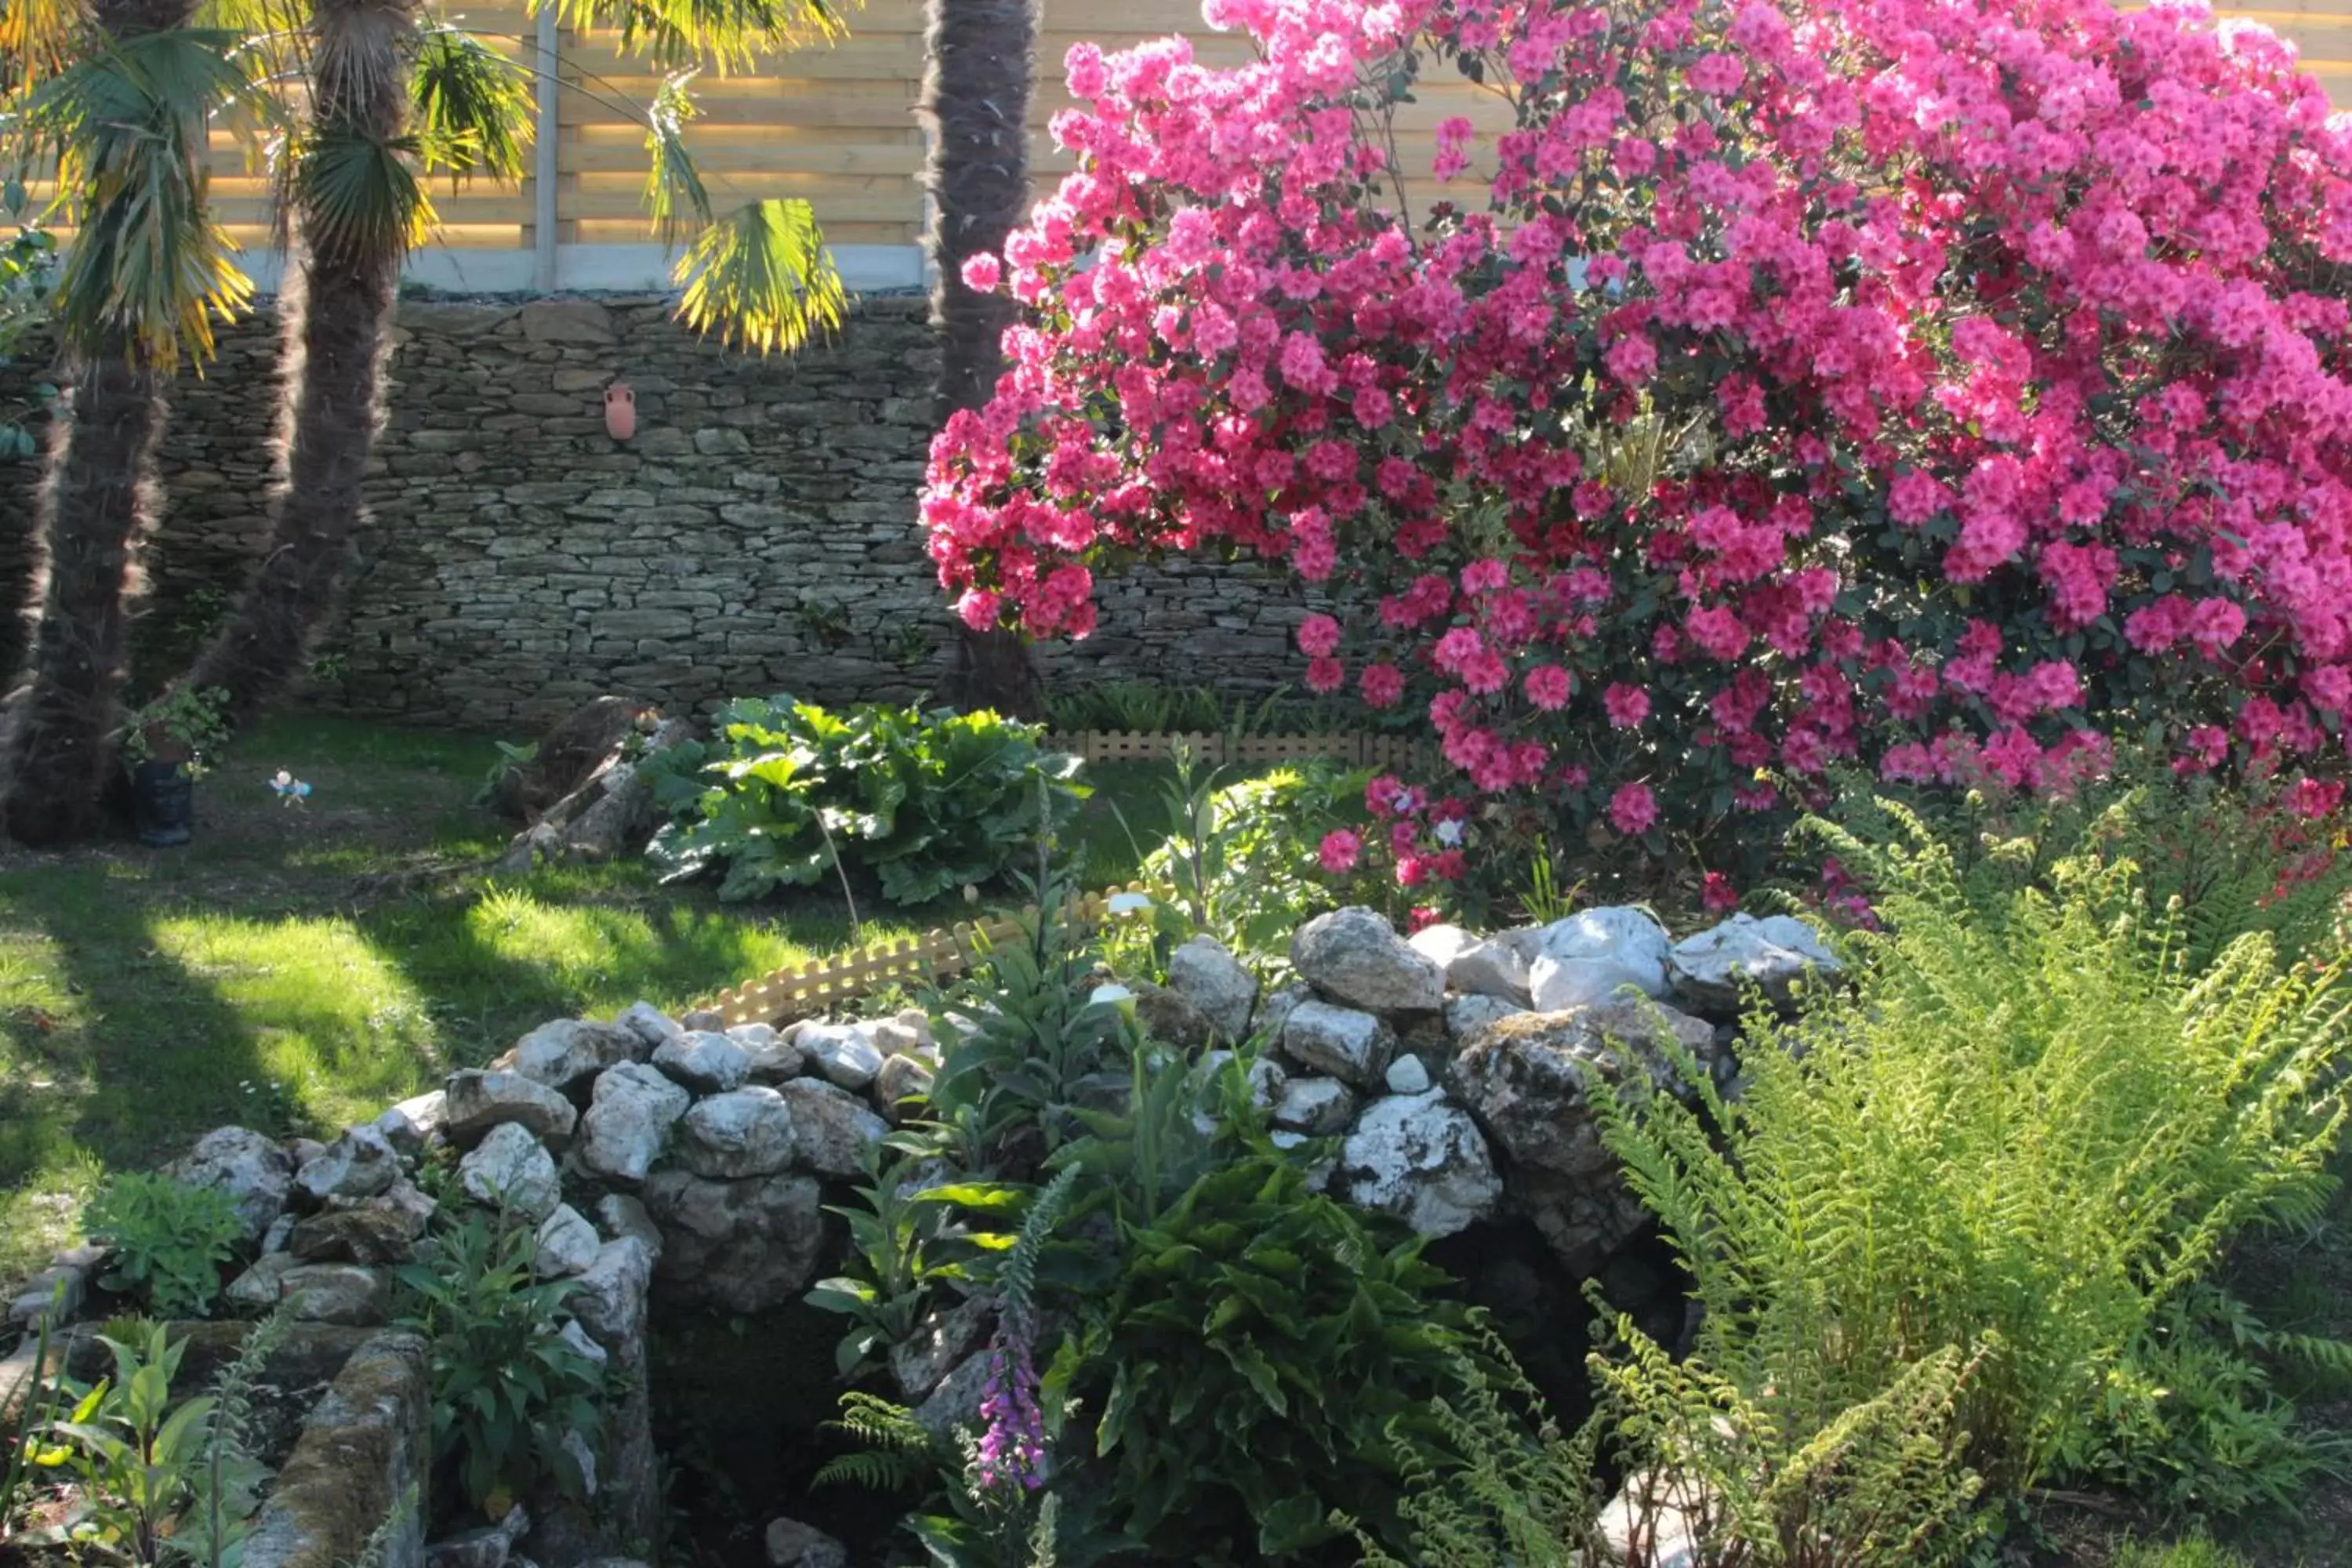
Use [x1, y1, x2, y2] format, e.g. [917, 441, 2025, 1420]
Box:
[0, 715, 1189, 1284]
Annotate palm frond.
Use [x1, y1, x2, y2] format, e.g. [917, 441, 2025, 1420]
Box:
[0, 0, 89, 96]
[546, 0, 851, 73]
[673, 196, 844, 354]
[408, 25, 532, 184]
[641, 67, 709, 240]
[292, 122, 433, 258]
[24, 27, 266, 365]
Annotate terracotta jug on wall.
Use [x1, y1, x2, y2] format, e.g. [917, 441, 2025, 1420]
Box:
[604, 382, 637, 441]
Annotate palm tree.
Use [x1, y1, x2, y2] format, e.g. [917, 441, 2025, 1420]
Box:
[0, 0, 855, 838]
[186, 0, 855, 720]
[920, 0, 1041, 717]
[0, 1, 256, 844]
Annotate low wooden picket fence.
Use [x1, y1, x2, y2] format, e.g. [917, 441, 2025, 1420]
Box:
[694, 882, 1164, 1028]
[1041, 730, 1429, 768]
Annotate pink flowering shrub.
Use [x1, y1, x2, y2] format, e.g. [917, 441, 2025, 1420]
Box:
[923, 0, 2352, 880]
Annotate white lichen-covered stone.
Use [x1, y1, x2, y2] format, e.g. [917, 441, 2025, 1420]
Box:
[1340, 1093, 1501, 1237]
[497, 1018, 646, 1094]
[774, 1078, 887, 1178]
[1446, 993, 1530, 1040]
[1282, 1000, 1396, 1089]
[651, 1030, 752, 1094]
[576, 1062, 691, 1186]
[641, 1171, 826, 1314]
[441, 1070, 579, 1148]
[1528, 907, 1673, 1000]
[1446, 937, 1536, 1006]
[1385, 1054, 1433, 1095]
[535, 1203, 602, 1279]
[294, 1124, 401, 1203]
[1667, 913, 1841, 1014]
[614, 1001, 683, 1052]
[459, 1123, 561, 1222]
[872, 1053, 935, 1123]
[1291, 908, 1446, 1014]
[1166, 935, 1259, 1044]
[165, 1127, 294, 1243]
[797, 1024, 884, 1091]
[376, 1090, 446, 1152]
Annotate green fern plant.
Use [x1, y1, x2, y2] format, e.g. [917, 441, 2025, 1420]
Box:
[1593, 796, 2352, 1513]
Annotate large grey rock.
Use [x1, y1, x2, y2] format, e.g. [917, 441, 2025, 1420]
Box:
[1447, 938, 1535, 1006]
[459, 1123, 561, 1222]
[890, 1294, 993, 1403]
[295, 1125, 401, 1204]
[1167, 935, 1259, 1044]
[913, 1348, 991, 1440]
[1446, 993, 1529, 1040]
[614, 1001, 683, 1052]
[1292, 908, 1446, 1014]
[595, 1194, 664, 1264]
[678, 1087, 796, 1179]
[441, 1070, 579, 1148]
[775, 1078, 887, 1178]
[376, 1091, 447, 1152]
[240, 1330, 430, 1568]
[571, 1236, 655, 1352]
[576, 1062, 691, 1185]
[497, 1019, 645, 1095]
[535, 1204, 601, 1279]
[642, 1171, 826, 1313]
[225, 1253, 299, 1315]
[872, 1053, 935, 1123]
[1272, 1076, 1358, 1136]
[1255, 982, 1313, 1046]
[1341, 1092, 1503, 1237]
[287, 1200, 429, 1266]
[1450, 1000, 1724, 1271]
[1406, 923, 1477, 970]
[1526, 907, 1673, 1012]
[1282, 1000, 1396, 1089]
[278, 1264, 393, 1326]
[1668, 913, 1841, 1014]
[651, 1030, 751, 1094]
[166, 1127, 293, 1243]
[798, 1024, 884, 1091]
[764, 1516, 849, 1568]
[426, 1505, 530, 1568]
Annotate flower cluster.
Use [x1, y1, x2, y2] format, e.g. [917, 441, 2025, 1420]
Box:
[973, 1319, 1047, 1493]
[924, 0, 2352, 869]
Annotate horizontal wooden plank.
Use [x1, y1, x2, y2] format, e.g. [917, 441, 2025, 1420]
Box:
[570, 216, 918, 244]
[561, 139, 924, 173]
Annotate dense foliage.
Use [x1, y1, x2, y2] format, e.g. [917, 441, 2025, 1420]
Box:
[79, 1174, 244, 1320]
[644, 695, 1087, 906]
[924, 0, 2352, 882]
[1138, 756, 1380, 956]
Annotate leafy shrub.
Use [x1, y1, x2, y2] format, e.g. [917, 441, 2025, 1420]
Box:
[927, 0, 2352, 886]
[393, 1211, 607, 1520]
[82, 1174, 245, 1319]
[1039, 1050, 1473, 1561]
[643, 695, 1086, 905]
[1592, 798, 2351, 1512]
[1138, 753, 1377, 958]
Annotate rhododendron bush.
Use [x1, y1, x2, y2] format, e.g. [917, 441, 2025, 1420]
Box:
[922, 0, 2352, 880]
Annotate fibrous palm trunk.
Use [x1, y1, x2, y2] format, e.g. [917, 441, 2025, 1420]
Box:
[0, 0, 199, 846]
[187, 0, 419, 722]
[921, 0, 1043, 719]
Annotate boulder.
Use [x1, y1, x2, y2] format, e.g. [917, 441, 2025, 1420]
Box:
[873, 1053, 935, 1123]
[1446, 993, 1529, 1040]
[575, 1063, 691, 1186]
[677, 1088, 796, 1179]
[680, 1008, 727, 1033]
[293, 1125, 401, 1204]
[798, 1024, 884, 1091]
[441, 1071, 579, 1148]
[1282, 1000, 1396, 1089]
[775, 1079, 887, 1178]
[1406, 922, 1477, 969]
[869, 1019, 924, 1057]
[286, 1203, 428, 1267]
[1291, 908, 1446, 1014]
[224, 1254, 299, 1315]
[1247, 1055, 1287, 1110]
[614, 1002, 683, 1052]
[497, 1020, 644, 1096]
[1526, 907, 1674, 1012]
[913, 1348, 991, 1440]
[651, 1030, 752, 1094]
[1667, 913, 1841, 1014]
[764, 1517, 849, 1568]
[571, 1236, 655, 1352]
[459, 1123, 562, 1222]
[376, 1091, 447, 1152]
[642, 1171, 826, 1313]
[1271, 1076, 1358, 1135]
[166, 1127, 293, 1243]
[1446, 938, 1535, 1006]
[594, 1194, 664, 1264]
[1167, 935, 1259, 1044]
[740, 1030, 808, 1084]
[1255, 982, 1314, 1046]
[1133, 979, 1218, 1051]
[1341, 1092, 1504, 1237]
[534, 1204, 601, 1279]
[277, 1264, 392, 1326]
[890, 1294, 994, 1403]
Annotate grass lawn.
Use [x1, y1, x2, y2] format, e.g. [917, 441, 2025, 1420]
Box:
[0, 716, 1177, 1283]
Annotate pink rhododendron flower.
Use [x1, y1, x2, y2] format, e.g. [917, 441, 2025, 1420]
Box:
[1318, 829, 1362, 873]
[1297, 613, 1342, 657]
[960, 253, 1003, 292]
[1701, 872, 1739, 914]
[1609, 782, 1659, 837]
[1603, 683, 1650, 728]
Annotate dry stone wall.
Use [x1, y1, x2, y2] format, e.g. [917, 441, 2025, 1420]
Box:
[0, 294, 1312, 731]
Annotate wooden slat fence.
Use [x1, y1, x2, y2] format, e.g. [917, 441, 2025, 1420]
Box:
[695, 880, 1163, 1025]
[1041, 729, 1431, 768]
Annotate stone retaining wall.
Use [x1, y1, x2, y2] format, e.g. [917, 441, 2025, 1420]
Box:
[0, 295, 1312, 731]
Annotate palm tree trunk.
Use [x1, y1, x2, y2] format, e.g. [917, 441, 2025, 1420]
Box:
[921, 0, 1043, 719]
[186, 0, 417, 723]
[0, 0, 198, 846]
